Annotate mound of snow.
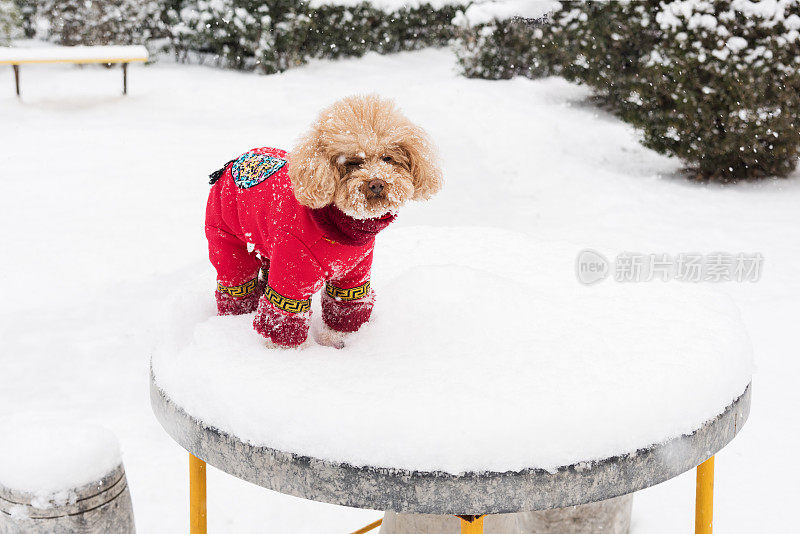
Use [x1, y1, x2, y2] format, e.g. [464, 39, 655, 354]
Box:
[454, 0, 560, 27]
[0, 422, 121, 506]
[152, 227, 753, 474]
[308, 0, 464, 9]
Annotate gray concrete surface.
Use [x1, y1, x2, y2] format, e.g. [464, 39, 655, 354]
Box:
[150, 369, 750, 515]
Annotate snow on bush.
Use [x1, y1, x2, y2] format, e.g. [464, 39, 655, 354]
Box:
[171, 0, 303, 72]
[166, 0, 464, 72]
[455, 0, 800, 180]
[456, 1, 660, 105]
[0, 0, 22, 45]
[454, 0, 567, 79]
[636, 0, 800, 180]
[308, 0, 462, 8]
[10, 0, 36, 38]
[453, 0, 559, 27]
[28, 0, 463, 73]
[176, 0, 463, 72]
[303, 0, 461, 62]
[36, 0, 163, 46]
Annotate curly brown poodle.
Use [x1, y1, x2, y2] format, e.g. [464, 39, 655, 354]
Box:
[289, 94, 443, 219]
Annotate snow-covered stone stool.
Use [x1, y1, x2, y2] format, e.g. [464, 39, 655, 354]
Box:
[150, 227, 752, 534]
[0, 423, 135, 534]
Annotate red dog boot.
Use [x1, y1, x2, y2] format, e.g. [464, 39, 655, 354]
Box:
[321, 282, 375, 333]
[215, 278, 264, 316]
[252, 295, 311, 347]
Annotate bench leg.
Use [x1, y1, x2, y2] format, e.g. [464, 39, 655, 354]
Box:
[122, 63, 128, 95]
[459, 515, 484, 534]
[13, 64, 20, 96]
[695, 456, 714, 534]
[190, 453, 207, 534]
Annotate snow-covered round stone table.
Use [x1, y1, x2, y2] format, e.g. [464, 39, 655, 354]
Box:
[150, 228, 752, 534]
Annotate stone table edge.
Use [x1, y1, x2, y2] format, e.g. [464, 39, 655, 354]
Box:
[150, 370, 750, 514]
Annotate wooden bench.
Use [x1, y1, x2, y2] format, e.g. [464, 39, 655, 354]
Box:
[0, 45, 149, 96]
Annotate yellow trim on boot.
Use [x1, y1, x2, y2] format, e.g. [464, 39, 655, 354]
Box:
[325, 281, 371, 301]
[217, 277, 258, 298]
[265, 285, 311, 313]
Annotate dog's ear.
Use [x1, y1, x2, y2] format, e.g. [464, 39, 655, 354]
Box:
[400, 125, 443, 201]
[288, 133, 337, 209]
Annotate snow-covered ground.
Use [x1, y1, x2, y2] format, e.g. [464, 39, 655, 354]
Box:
[2, 48, 798, 532]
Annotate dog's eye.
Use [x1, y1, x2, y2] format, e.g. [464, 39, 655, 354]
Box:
[382, 156, 393, 163]
[344, 159, 361, 167]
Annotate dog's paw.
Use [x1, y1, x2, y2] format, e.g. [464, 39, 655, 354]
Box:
[264, 338, 283, 350]
[264, 337, 314, 350]
[315, 325, 348, 349]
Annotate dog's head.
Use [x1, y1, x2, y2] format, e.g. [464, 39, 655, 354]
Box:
[288, 95, 443, 219]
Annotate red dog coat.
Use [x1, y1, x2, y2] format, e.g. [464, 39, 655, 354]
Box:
[205, 147, 395, 346]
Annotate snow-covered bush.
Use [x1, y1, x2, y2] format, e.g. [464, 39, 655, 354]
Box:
[635, 0, 800, 179]
[455, 1, 658, 109]
[306, 1, 462, 60]
[172, 0, 295, 71]
[170, 0, 464, 72]
[456, 0, 800, 180]
[28, 0, 465, 74]
[455, 14, 564, 79]
[454, 0, 565, 79]
[0, 0, 22, 45]
[38, 0, 162, 46]
[12, 0, 39, 37]
[372, 4, 462, 54]
[556, 1, 662, 121]
[304, 3, 376, 59]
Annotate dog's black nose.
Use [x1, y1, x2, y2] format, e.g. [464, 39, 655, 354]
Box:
[369, 179, 386, 195]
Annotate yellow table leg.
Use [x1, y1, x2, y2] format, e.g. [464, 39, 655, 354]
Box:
[695, 456, 714, 534]
[190, 453, 207, 534]
[350, 518, 383, 534]
[460, 515, 484, 534]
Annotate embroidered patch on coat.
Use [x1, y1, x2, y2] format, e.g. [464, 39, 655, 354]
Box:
[231, 153, 286, 189]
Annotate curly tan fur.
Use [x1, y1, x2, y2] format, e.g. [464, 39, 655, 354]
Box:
[288, 95, 443, 218]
